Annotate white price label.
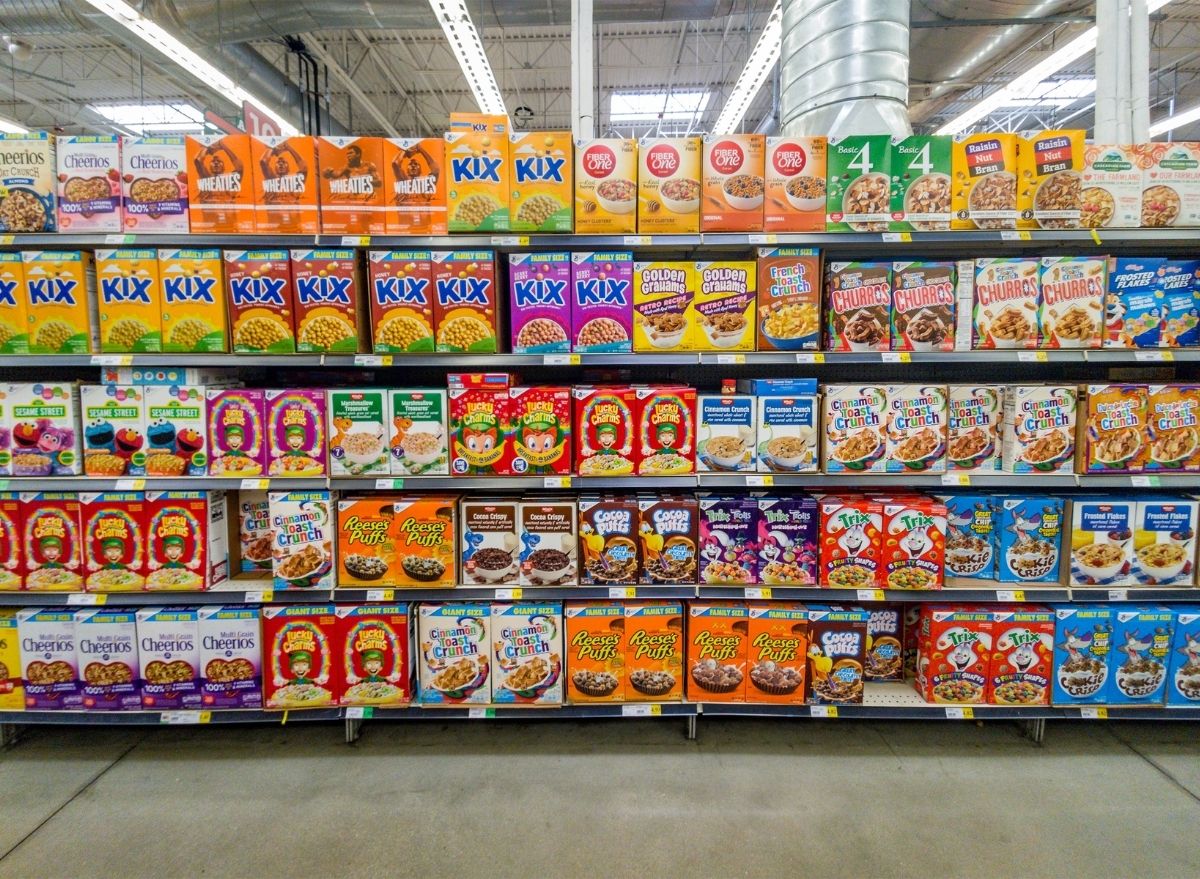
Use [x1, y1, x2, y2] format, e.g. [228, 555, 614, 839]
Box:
[856, 589, 885, 602]
[365, 589, 394, 602]
[243, 591, 272, 603]
[881, 351, 911, 363]
[744, 474, 773, 487]
[1108, 589, 1129, 601]
[491, 235, 527, 246]
[543, 476, 571, 488]
[944, 706, 974, 719]
[340, 235, 370, 246]
[91, 354, 133, 366]
[345, 706, 367, 719]
[747, 233, 777, 244]
[1000, 230, 1032, 241]
[743, 587, 772, 600]
[1130, 475, 1161, 488]
[114, 478, 145, 491]
[1080, 707, 1108, 719]
[608, 587, 636, 599]
[240, 478, 270, 490]
[104, 233, 135, 245]
[810, 706, 837, 718]
[1017, 351, 1049, 363]
[1134, 350, 1171, 362]
[995, 590, 1025, 602]
[621, 704, 662, 716]
[160, 710, 210, 724]
[354, 354, 392, 366]
[794, 352, 825, 364]
[468, 707, 496, 718]
[494, 588, 523, 600]
[624, 235, 652, 246]
[374, 478, 404, 490]
[716, 353, 745, 364]
[66, 593, 105, 606]
[542, 354, 580, 365]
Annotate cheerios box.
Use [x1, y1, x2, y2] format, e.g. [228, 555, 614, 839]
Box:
[0, 131, 56, 232]
[18, 608, 80, 708]
[81, 384, 146, 478]
[316, 136, 385, 234]
[703, 133, 765, 232]
[633, 261, 694, 352]
[574, 138, 637, 234]
[952, 132, 1018, 230]
[996, 496, 1065, 584]
[1081, 144, 1141, 229]
[972, 257, 1040, 349]
[571, 251, 633, 354]
[692, 261, 755, 351]
[765, 136, 826, 233]
[120, 135, 188, 233]
[382, 137, 447, 235]
[890, 135, 952, 232]
[7, 383, 81, 477]
[491, 602, 564, 705]
[198, 605, 262, 709]
[1108, 607, 1174, 705]
[75, 608, 141, 711]
[368, 250, 433, 354]
[157, 248, 227, 353]
[509, 252, 571, 354]
[224, 249, 296, 354]
[22, 250, 95, 354]
[825, 135, 891, 233]
[637, 136, 701, 234]
[249, 135, 319, 234]
[433, 250, 497, 354]
[756, 248, 820, 351]
[1158, 259, 1200, 347]
[135, 607, 200, 710]
[0, 252, 29, 354]
[269, 490, 334, 591]
[509, 131, 573, 232]
[1017, 129, 1084, 230]
[418, 602, 491, 705]
[446, 124, 510, 233]
[1104, 257, 1165, 348]
[94, 249, 162, 353]
[1002, 385, 1077, 474]
[185, 134, 254, 233]
[289, 249, 365, 354]
[56, 135, 122, 232]
[1039, 256, 1105, 349]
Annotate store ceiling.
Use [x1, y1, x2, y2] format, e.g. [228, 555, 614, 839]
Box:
[1, 0, 1200, 139]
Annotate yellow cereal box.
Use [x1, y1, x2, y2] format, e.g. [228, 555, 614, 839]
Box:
[158, 248, 228, 353]
[574, 138, 638, 234]
[633, 261, 694, 352]
[1018, 130, 1084, 230]
[0, 609, 22, 710]
[94, 248, 162, 353]
[0, 252, 29, 354]
[446, 122, 510, 233]
[509, 131, 573, 232]
[22, 250, 95, 354]
[952, 132, 1018, 230]
[692, 261, 756, 351]
[702, 134, 766, 232]
[638, 137, 701, 234]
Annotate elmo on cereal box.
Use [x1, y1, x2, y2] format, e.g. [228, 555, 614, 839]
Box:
[509, 386, 571, 476]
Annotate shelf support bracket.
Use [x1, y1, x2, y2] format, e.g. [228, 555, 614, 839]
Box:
[345, 718, 363, 744]
[1018, 718, 1046, 745]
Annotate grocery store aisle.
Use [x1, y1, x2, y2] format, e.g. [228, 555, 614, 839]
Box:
[0, 719, 1198, 879]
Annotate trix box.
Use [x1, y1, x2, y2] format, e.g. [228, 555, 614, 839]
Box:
[570, 251, 633, 353]
[509, 252, 571, 354]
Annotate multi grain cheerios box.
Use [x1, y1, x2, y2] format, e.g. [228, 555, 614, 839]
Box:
[692, 261, 755, 351]
[382, 137, 447, 235]
[224, 249, 296, 354]
[570, 251, 633, 353]
[0, 609, 23, 707]
[1104, 257, 1165, 348]
[1141, 141, 1200, 228]
[446, 124, 510, 233]
[418, 602, 491, 705]
[432, 250, 498, 354]
[703, 133, 765, 232]
[266, 389, 327, 478]
[185, 134, 254, 233]
[1039, 256, 1105, 349]
[1080, 144, 1142, 229]
[0, 251, 29, 354]
[94, 248, 162, 353]
[491, 602, 563, 706]
[269, 490, 335, 591]
[120, 135, 188, 233]
[637, 136, 701, 234]
[55, 135, 121, 232]
[826, 261, 892, 352]
[262, 604, 340, 709]
[756, 247, 820, 351]
[1081, 383, 1148, 474]
[574, 138, 637, 234]
[509, 130, 573, 232]
[158, 248, 227, 353]
[8, 383, 80, 477]
[80, 491, 146, 592]
[1159, 259, 1200, 347]
[823, 385, 887, 473]
[198, 606, 263, 709]
[76, 608, 140, 710]
[952, 132, 1018, 230]
[18, 608, 81, 709]
[1069, 498, 1136, 587]
[135, 607, 201, 710]
[81, 384, 146, 477]
[328, 388, 390, 478]
[1002, 385, 1077, 474]
[1017, 129, 1084, 230]
[22, 250, 95, 354]
[390, 389, 449, 477]
[697, 394, 756, 472]
[289, 249, 364, 354]
[337, 603, 411, 707]
[509, 252, 571, 354]
[972, 257, 1040, 349]
[368, 250, 434, 354]
[317, 136, 385, 234]
[1134, 498, 1199, 586]
[947, 385, 1003, 472]
[890, 135, 952, 232]
[633, 261, 694, 352]
[0, 131, 55, 232]
[1146, 384, 1200, 473]
[764, 136, 826, 233]
[884, 384, 947, 474]
[825, 135, 891, 232]
[249, 135, 319, 234]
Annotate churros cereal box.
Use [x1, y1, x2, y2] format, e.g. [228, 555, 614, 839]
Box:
[80, 384, 146, 478]
[756, 247, 820, 351]
[337, 603, 411, 707]
[383, 137, 447, 235]
[368, 250, 433, 354]
[1146, 384, 1200, 472]
[825, 261, 891, 352]
[224, 249, 296, 354]
[952, 132, 1018, 230]
[120, 135, 187, 233]
[633, 261, 694, 352]
[446, 125, 510, 233]
[637, 136, 701, 234]
[1141, 141, 1200, 228]
[158, 248, 227, 353]
[185, 134, 254, 233]
[973, 257, 1040, 349]
[0, 131, 56, 232]
[418, 602, 490, 705]
[574, 138, 637, 234]
[703, 133, 765, 232]
[825, 135, 891, 232]
[1039, 256, 1105, 349]
[687, 602, 748, 702]
[564, 602, 625, 703]
[491, 602, 564, 705]
[1082, 384, 1148, 474]
[55, 135, 121, 232]
[208, 388, 267, 477]
[250, 135, 319, 234]
[0, 252, 29, 353]
[765, 136, 826, 232]
[0, 610, 22, 707]
[317, 136, 385, 234]
[890, 135, 952, 232]
[624, 601, 684, 702]
[433, 250, 497, 354]
[747, 603, 808, 703]
[289, 249, 364, 354]
[1017, 129, 1084, 230]
[891, 261, 956, 352]
[267, 389, 327, 478]
[80, 491, 146, 591]
[1081, 144, 1142, 229]
[94, 248, 162, 353]
[510, 131, 572, 232]
[22, 250, 94, 354]
[692, 261, 756, 351]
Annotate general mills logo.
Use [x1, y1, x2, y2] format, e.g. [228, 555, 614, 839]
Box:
[229, 275, 286, 306]
[373, 275, 428, 306]
[295, 275, 352, 306]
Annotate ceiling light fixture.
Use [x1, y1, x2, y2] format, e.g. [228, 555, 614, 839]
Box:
[428, 0, 508, 120]
[712, 1, 782, 136]
[1149, 102, 1200, 137]
[0, 114, 28, 135]
[79, 0, 298, 135]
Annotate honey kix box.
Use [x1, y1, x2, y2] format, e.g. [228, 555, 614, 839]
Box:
[224, 249, 296, 354]
[509, 131, 573, 232]
[289, 249, 365, 354]
[22, 250, 95, 354]
[157, 248, 227, 353]
[446, 120, 510, 233]
[368, 250, 434, 354]
[0, 251, 29, 354]
[94, 249, 162, 353]
[637, 136, 701, 234]
[432, 250, 498, 354]
[574, 138, 638, 234]
[185, 134, 254, 233]
[382, 137, 447, 236]
[316, 136, 385, 234]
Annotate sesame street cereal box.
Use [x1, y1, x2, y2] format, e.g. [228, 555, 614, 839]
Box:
[237, 490, 270, 574]
[915, 606, 992, 704]
[1002, 385, 1077, 474]
[157, 248, 227, 353]
[20, 493, 84, 591]
[756, 247, 820, 351]
[1051, 604, 1113, 705]
[579, 495, 641, 586]
[890, 135, 952, 232]
[948, 385, 1004, 472]
[94, 248, 162, 352]
[570, 251, 633, 353]
[807, 606, 869, 704]
[825, 135, 891, 233]
[699, 495, 759, 585]
[145, 490, 228, 591]
[509, 252, 571, 354]
[1158, 259, 1200, 347]
[0, 494, 21, 589]
[509, 131, 573, 232]
[224, 250, 295, 354]
[519, 498, 578, 587]
[143, 385, 208, 478]
[0, 610, 22, 707]
[687, 602, 748, 702]
[745, 603, 809, 703]
[418, 602, 490, 705]
[22, 250, 94, 354]
[881, 497, 946, 590]
[509, 386, 572, 476]
[819, 495, 882, 589]
[432, 250, 498, 354]
[1082, 384, 1148, 474]
[1104, 257, 1165, 348]
[0, 131, 56, 232]
[185, 134, 254, 233]
[17, 609, 80, 709]
[445, 127, 510, 233]
[249, 135, 319, 234]
[1080, 144, 1142, 228]
[973, 257, 1040, 349]
[382, 137, 447, 235]
[7, 382, 80, 477]
[703, 133, 766, 232]
[765, 136, 826, 233]
[633, 261, 694, 352]
[996, 496, 1065, 584]
[55, 135, 121, 232]
[1108, 607, 1174, 705]
[491, 602, 564, 705]
[449, 386, 511, 476]
[81, 491, 146, 592]
[263, 604, 341, 709]
[327, 388, 390, 478]
[1146, 384, 1200, 472]
[120, 135, 187, 233]
[574, 138, 637, 234]
[891, 261, 956, 352]
[564, 602, 625, 703]
[207, 388, 266, 477]
[952, 132, 1018, 230]
[637, 136, 701, 234]
[756, 496, 818, 586]
[289, 248, 364, 354]
[697, 394, 756, 472]
[885, 384, 947, 474]
[135, 607, 200, 710]
[317, 136, 385, 234]
[368, 250, 433, 354]
[865, 605, 904, 682]
[198, 605, 263, 709]
[0, 252, 28, 354]
[624, 601, 684, 702]
[823, 385, 888, 474]
[692, 261, 756, 351]
[81, 384, 145, 477]
[266, 389, 326, 478]
[825, 261, 892, 352]
[1039, 256, 1105, 349]
[573, 385, 637, 476]
[269, 490, 334, 591]
[636, 386, 695, 476]
[336, 603, 410, 707]
[1017, 130, 1084, 230]
[389, 389, 448, 477]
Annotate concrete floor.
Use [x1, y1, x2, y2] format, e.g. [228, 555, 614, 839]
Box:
[0, 719, 1197, 879]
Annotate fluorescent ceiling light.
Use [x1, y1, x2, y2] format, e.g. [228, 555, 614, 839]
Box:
[937, 0, 1171, 135]
[90, 102, 204, 135]
[429, 0, 508, 120]
[1004, 77, 1096, 108]
[80, 0, 298, 136]
[0, 115, 28, 135]
[611, 91, 711, 123]
[1150, 102, 1200, 136]
[712, 1, 782, 135]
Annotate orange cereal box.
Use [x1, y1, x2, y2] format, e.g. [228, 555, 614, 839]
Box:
[249, 135, 319, 234]
[637, 137, 701, 234]
[157, 248, 227, 353]
[574, 138, 637, 234]
[881, 497, 946, 590]
[564, 602, 625, 703]
[289, 249, 365, 354]
[94, 248, 162, 353]
[0, 252, 29, 353]
[22, 250, 94, 354]
[1146, 384, 1200, 472]
[765, 135, 826, 232]
[510, 131, 573, 232]
[432, 250, 498, 354]
[952, 132, 1018, 230]
[1082, 383, 1149, 474]
[382, 138, 447, 235]
[687, 602, 748, 702]
[185, 134, 254, 233]
[702, 134, 765, 232]
[1017, 130, 1084, 230]
[224, 250, 295, 354]
[446, 124, 510, 233]
[746, 603, 808, 704]
[624, 601, 684, 702]
[317, 136, 385, 234]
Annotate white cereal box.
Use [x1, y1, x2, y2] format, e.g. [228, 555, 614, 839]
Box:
[947, 385, 1003, 472]
[823, 385, 887, 473]
[198, 606, 264, 709]
[76, 608, 140, 711]
[18, 608, 82, 710]
[491, 602, 563, 705]
[0, 132, 56, 232]
[418, 602, 491, 705]
[1080, 144, 1142, 229]
[1141, 142, 1200, 227]
[136, 606, 202, 710]
[885, 384, 947, 474]
[328, 388, 391, 477]
[1069, 498, 1137, 587]
[697, 394, 756, 472]
[120, 136, 188, 232]
[1002, 385, 1078, 473]
[1039, 256, 1105, 349]
[973, 258, 1040, 349]
[56, 135, 122, 232]
[80, 384, 146, 478]
[1134, 499, 1199, 586]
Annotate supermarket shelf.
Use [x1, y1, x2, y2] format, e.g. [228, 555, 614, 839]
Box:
[699, 229, 1200, 249]
[0, 708, 340, 725]
[1070, 586, 1200, 602]
[0, 588, 321, 606]
[695, 472, 1086, 489]
[697, 584, 1071, 602]
[0, 477, 326, 491]
[365, 703, 696, 719]
[332, 585, 696, 602]
[329, 475, 698, 491]
[697, 350, 1090, 365]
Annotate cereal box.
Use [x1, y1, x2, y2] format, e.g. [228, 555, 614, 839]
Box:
[564, 602, 625, 703]
[266, 389, 326, 478]
[327, 389, 389, 477]
[120, 135, 187, 232]
[390, 495, 457, 588]
[81, 384, 145, 477]
[1133, 499, 1198, 586]
[903, 605, 921, 679]
[697, 394, 755, 472]
[1104, 257, 1165, 348]
[445, 128, 509, 233]
[20, 494, 82, 591]
[0, 131, 55, 232]
[819, 495, 882, 589]
[638, 495, 698, 586]
[509, 131, 572, 232]
[952, 132, 1018, 230]
[942, 494, 997, 580]
[807, 606, 869, 704]
[263, 604, 340, 708]
[81, 491, 145, 592]
[1108, 607, 1174, 705]
[633, 261, 694, 352]
[915, 606, 992, 704]
[1082, 384, 1148, 474]
[335, 497, 394, 589]
[8, 382, 80, 476]
[22, 250, 94, 354]
[757, 496, 818, 586]
[973, 257, 1040, 349]
[290, 249, 364, 354]
[75, 608, 139, 710]
[0, 610, 23, 707]
[997, 496, 1065, 584]
[573, 385, 637, 476]
[570, 251, 633, 353]
[367, 249, 433, 354]
[1080, 144, 1142, 228]
[55, 135, 121, 232]
[317, 136, 385, 234]
[1167, 608, 1200, 706]
[826, 261, 892, 352]
[491, 603, 563, 706]
[519, 498, 577, 587]
[579, 495, 641, 586]
[382, 137, 447, 235]
[1039, 256, 1105, 349]
[509, 252, 571, 354]
[1017, 129, 1083, 229]
[249, 135, 319, 234]
[185, 134, 254, 233]
[449, 387, 510, 476]
[890, 135, 952, 232]
[745, 603, 808, 703]
[885, 384, 947, 474]
[143, 385, 208, 478]
[823, 385, 887, 473]
[825, 135, 891, 232]
[624, 602, 684, 702]
[145, 490, 228, 591]
[702, 134, 765, 232]
[135, 607, 201, 710]
[17, 609, 80, 709]
[198, 605, 263, 709]
[637, 136, 701, 234]
[881, 497, 946, 590]
[765, 136, 826, 233]
[101, 367, 226, 387]
[947, 385, 1003, 472]
[390, 389, 448, 477]
[636, 385, 695, 475]
[756, 392, 819, 474]
[1159, 259, 1200, 347]
[1051, 604, 1113, 704]
[1141, 141, 1200, 227]
[337, 603, 410, 707]
[225, 249, 296, 354]
[509, 386, 571, 476]
[158, 248, 227, 353]
[756, 247, 820, 351]
[891, 261, 956, 351]
[574, 138, 637, 234]
[207, 388, 267, 477]
[461, 498, 520, 586]
[698, 495, 758, 585]
[1002, 385, 1078, 473]
[417, 602, 490, 705]
[0, 386, 8, 477]
[865, 605, 904, 682]
[237, 490, 271, 574]
[1147, 384, 1200, 472]
[94, 248, 162, 353]
[687, 603, 748, 702]
[0, 493, 21, 589]
[269, 491, 334, 591]
[433, 250, 498, 354]
[0, 251, 28, 354]
[692, 261, 755, 351]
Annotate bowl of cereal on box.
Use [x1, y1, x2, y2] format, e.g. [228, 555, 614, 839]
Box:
[785, 175, 825, 212]
[465, 546, 517, 584]
[276, 542, 331, 588]
[760, 429, 815, 472]
[723, 174, 765, 211]
[699, 312, 748, 349]
[660, 177, 700, 214]
[595, 178, 636, 214]
[1090, 424, 1143, 470]
[830, 428, 884, 471]
[639, 311, 688, 350]
[398, 424, 445, 468]
[702, 434, 749, 471]
[1136, 540, 1190, 583]
[892, 427, 944, 471]
[341, 423, 387, 471]
[1073, 540, 1129, 582]
[1021, 429, 1072, 470]
[760, 301, 819, 350]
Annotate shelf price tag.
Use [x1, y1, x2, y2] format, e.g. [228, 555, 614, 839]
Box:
[544, 476, 571, 488]
[1131, 475, 1161, 488]
[0, 234, 13, 245]
[716, 353, 745, 364]
[810, 705, 837, 718]
[1134, 350, 1173, 362]
[468, 707, 496, 718]
[344, 706, 375, 719]
[243, 591, 273, 603]
[491, 235, 528, 246]
[1017, 351, 1049, 363]
[856, 589, 885, 602]
[795, 352, 825, 364]
[354, 354, 393, 366]
[365, 589, 394, 602]
[881, 232, 912, 242]
[622, 703, 662, 716]
[944, 706, 974, 719]
[744, 587, 772, 599]
[1080, 706, 1108, 719]
[995, 590, 1025, 602]
[1108, 589, 1129, 601]
[67, 593, 106, 606]
[375, 478, 404, 490]
[91, 354, 134, 366]
[542, 354, 581, 365]
[881, 352, 911, 364]
[623, 235, 652, 246]
[494, 588, 523, 600]
[609, 586, 636, 599]
[747, 233, 778, 244]
[1000, 230, 1032, 241]
[115, 478, 146, 491]
[940, 473, 970, 487]
[745, 474, 773, 487]
[104, 233, 136, 245]
[1090, 228, 1102, 245]
[160, 710, 211, 724]
[340, 235, 371, 247]
[240, 478, 270, 490]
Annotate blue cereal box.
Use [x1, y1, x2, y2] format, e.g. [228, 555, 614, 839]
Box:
[1105, 257, 1165, 348]
[1167, 607, 1200, 706]
[996, 496, 1064, 583]
[1159, 259, 1200, 347]
[1051, 604, 1113, 704]
[1133, 498, 1198, 586]
[697, 394, 755, 471]
[940, 493, 997, 579]
[1108, 606, 1174, 705]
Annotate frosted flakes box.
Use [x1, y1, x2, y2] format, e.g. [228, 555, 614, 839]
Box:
[390, 389, 448, 477]
[263, 604, 340, 708]
[21, 493, 83, 591]
[947, 385, 1003, 472]
[1108, 607, 1174, 705]
[509, 131, 572, 232]
[383, 137, 447, 235]
[249, 135, 319, 234]
[697, 394, 755, 472]
[757, 393, 818, 474]
[884, 384, 947, 474]
[449, 387, 510, 476]
[1069, 497, 1136, 587]
[996, 496, 1064, 584]
[570, 251, 633, 353]
[702, 134, 765, 232]
[55, 135, 121, 232]
[269, 490, 334, 591]
[1017, 129, 1083, 230]
[890, 135, 952, 232]
[94, 248, 162, 353]
[564, 602, 624, 703]
[1133, 499, 1198, 587]
[746, 603, 809, 702]
[317, 136, 385, 234]
[765, 136, 825, 233]
[1080, 143, 1142, 229]
[698, 495, 758, 586]
[8, 382, 80, 476]
[22, 250, 94, 354]
[941, 494, 997, 580]
[0, 252, 28, 354]
[1159, 259, 1200, 347]
[225, 249, 296, 354]
[0, 493, 21, 589]
[826, 135, 891, 232]
[574, 138, 637, 234]
[633, 261, 694, 352]
[418, 602, 491, 705]
[237, 490, 271, 574]
[135, 607, 200, 710]
[81, 384, 145, 478]
[0, 131, 55, 232]
[1002, 385, 1077, 473]
[1141, 141, 1200, 228]
[0, 610, 22, 707]
[825, 261, 891, 352]
[143, 385, 208, 479]
[266, 388, 326, 478]
[198, 606, 263, 709]
[692, 261, 755, 351]
[18, 609, 81, 709]
[509, 252, 571, 354]
[1104, 257, 1166, 348]
[446, 126, 510, 233]
[519, 498, 577, 587]
[328, 388, 390, 478]
[207, 388, 267, 477]
[756, 496, 818, 586]
[637, 136, 701, 234]
[81, 491, 146, 592]
[1039, 256, 1105, 349]
[432, 250, 498, 354]
[1051, 604, 1113, 704]
[509, 386, 572, 476]
[75, 608, 139, 710]
[290, 248, 364, 354]
[973, 257, 1039, 349]
[1082, 383, 1148, 474]
[635, 385, 695, 476]
[491, 602, 563, 705]
[185, 134, 254, 233]
[1146, 384, 1200, 472]
[756, 247, 820, 351]
[624, 601, 684, 702]
[638, 495, 699, 586]
[952, 132, 1018, 230]
[337, 603, 410, 707]
[145, 490, 228, 592]
[368, 249, 434, 354]
[158, 248, 227, 353]
[573, 385, 637, 477]
[823, 385, 887, 473]
[891, 261, 955, 352]
[120, 135, 187, 232]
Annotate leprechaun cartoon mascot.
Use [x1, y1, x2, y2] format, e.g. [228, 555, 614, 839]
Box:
[516, 407, 567, 475]
[38, 534, 64, 567]
[283, 424, 307, 456]
[161, 534, 186, 568]
[224, 423, 247, 458]
[287, 650, 314, 686]
[101, 536, 127, 569]
[359, 649, 386, 683]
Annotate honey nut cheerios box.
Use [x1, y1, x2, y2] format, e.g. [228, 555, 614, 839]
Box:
[56, 135, 122, 233]
[1140, 141, 1200, 228]
[1146, 384, 1200, 473]
[0, 609, 23, 709]
[135, 607, 201, 710]
[564, 602, 625, 703]
[0, 131, 56, 232]
[368, 250, 434, 354]
[1039, 256, 1105, 349]
[224, 249, 296, 354]
[289, 249, 365, 354]
[491, 602, 564, 706]
[1080, 383, 1149, 474]
[574, 138, 637, 234]
[765, 136, 826, 233]
[952, 132, 1018, 231]
[120, 135, 188, 233]
[249, 135, 319, 234]
[446, 122, 510, 233]
[157, 248, 227, 354]
[418, 602, 491, 705]
[637, 136, 701, 234]
[687, 602, 748, 703]
[317, 136, 386, 234]
[185, 134, 254, 234]
[94, 248, 162, 353]
[825, 135, 891, 233]
[692, 261, 756, 351]
[1017, 129, 1084, 230]
[509, 131, 573, 233]
[382, 137, 447, 236]
[633, 261, 695, 352]
[22, 250, 95, 355]
[0, 251, 29, 354]
[263, 604, 341, 709]
[432, 250, 498, 354]
[75, 608, 141, 711]
[756, 247, 821, 351]
[81, 384, 146, 478]
[702, 133, 766, 232]
[624, 601, 684, 702]
[973, 257, 1040, 349]
[1080, 143, 1142, 229]
[80, 491, 146, 592]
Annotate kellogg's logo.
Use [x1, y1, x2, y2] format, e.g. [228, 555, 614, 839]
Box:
[771, 142, 807, 176]
[709, 140, 745, 175]
[582, 144, 616, 179]
[646, 144, 680, 178]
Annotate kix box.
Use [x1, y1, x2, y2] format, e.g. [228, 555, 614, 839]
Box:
[22, 250, 95, 354]
[224, 250, 296, 354]
[432, 250, 497, 353]
[94, 249, 162, 353]
[157, 248, 227, 353]
[0, 252, 29, 354]
[509, 131, 573, 232]
[289, 249, 365, 354]
[368, 250, 434, 354]
[446, 116, 510, 233]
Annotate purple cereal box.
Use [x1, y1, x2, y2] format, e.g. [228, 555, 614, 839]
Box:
[136, 607, 201, 710]
[509, 252, 572, 354]
[207, 388, 267, 477]
[571, 251, 634, 353]
[77, 608, 141, 711]
[18, 609, 83, 710]
[757, 496, 819, 585]
[699, 494, 760, 585]
[198, 606, 263, 709]
[266, 389, 327, 478]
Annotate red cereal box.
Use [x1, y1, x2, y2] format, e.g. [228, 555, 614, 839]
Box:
[818, 495, 882, 589]
[881, 497, 946, 590]
[368, 250, 434, 354]
[508, 386, 572, 476]
[262, 604, 341, 709]
[573, 386, 637, 477]
[915, 605, 993, 704]
[21, 492, 84, 591]
[289, 249, 365, 354]
[635, 386, 696, 476]
[449, 387, 512, 476]
[336, 603, 410, 707]
[81, 491, 146, 592]
[987, 605, 1054, 705]
[432, 250, 498, 353]
[0, 493, 22, 590]
[145, 490, 228, 592]
[224, 249, 296, 354]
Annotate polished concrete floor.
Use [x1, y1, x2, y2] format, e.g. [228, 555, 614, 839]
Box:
[0, 718, 1197, 878]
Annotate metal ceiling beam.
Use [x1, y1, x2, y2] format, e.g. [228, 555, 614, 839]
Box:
[351, 30, 434, 134]
[300, 33, 398, 136]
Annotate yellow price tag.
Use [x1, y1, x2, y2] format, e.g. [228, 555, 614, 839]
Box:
[1163, 350, 1175, 362]
[962, 706, 974, 719]
[900, 352, 911, 363]
[813, 352, 825, 363]
[0, 234, 13, 245]
[281, 710, 289, 725]
[199, 711, 212, 723]
[569, 354, 581, 365]
[95, 594, 108, 605]
[511, 588, 523, 599]
[365, 589, 394, 601]
[718, 353, 745, 364]
[649, 704, 662, 716]
[115, 478, 145, 491]
[240, 478, 270, 490]
[261, 591, 274, 603]
[1019, 231, 1032, 240]
[609, 586, 636, 598]
[1090, 228, 1101, 245]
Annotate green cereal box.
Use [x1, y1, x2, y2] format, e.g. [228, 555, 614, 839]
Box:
[389, 389, 448, 476]
[327, 388, 391, 477]
[826, 135, 892, 232]
[890, 135, 952, 232]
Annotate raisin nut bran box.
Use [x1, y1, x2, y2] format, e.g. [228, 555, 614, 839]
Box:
[687, 602, 748, 702]
[807, 606, 868, 704]
[1017, 129, 1084, 230]
[338, 603, 410, 707]
[746, 603, 808, 703]
[418, 602, 491, 705]
[491, 602, 564, 706]
[826, 261, 892, 352]
[624, 601, 684, 702]
[433, 250, 498, 354]
[952, 132, 1018, 230]
[263, 604, 340, 709]
[565, 602, 625, 703]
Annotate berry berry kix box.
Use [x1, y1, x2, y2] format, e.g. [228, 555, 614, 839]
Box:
[571, 251, 633, 354]
[225, 250, 296, 354]
[289, 249, 365, 354]
[509, 131, 573, 233]
[509, 252, 571, 354]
